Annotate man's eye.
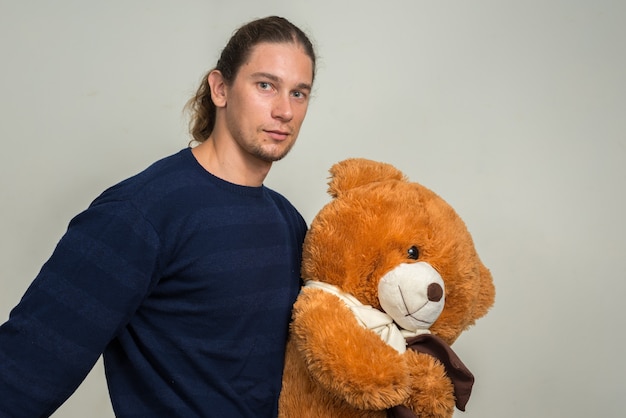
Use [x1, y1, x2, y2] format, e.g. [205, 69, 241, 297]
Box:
[291, 91, 308, 100]
[258, 82, 271, 90]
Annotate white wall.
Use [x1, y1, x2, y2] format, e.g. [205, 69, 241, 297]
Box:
[1, 1, 624, 417]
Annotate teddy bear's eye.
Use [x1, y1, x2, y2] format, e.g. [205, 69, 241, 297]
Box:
[407, 246, 419, 260]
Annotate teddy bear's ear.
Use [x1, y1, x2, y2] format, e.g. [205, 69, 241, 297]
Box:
[327, 158, 407, 197]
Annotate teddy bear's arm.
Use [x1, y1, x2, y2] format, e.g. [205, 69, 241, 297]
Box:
[290, 289, 412, 410]
[402, 350, 456, 418]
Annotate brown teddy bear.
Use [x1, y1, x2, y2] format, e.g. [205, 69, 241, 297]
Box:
[278, 158, 495, 418]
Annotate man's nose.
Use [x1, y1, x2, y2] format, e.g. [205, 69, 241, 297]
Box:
[272, 94, 293, 121]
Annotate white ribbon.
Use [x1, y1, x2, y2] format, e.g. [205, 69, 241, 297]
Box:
[304, 280, 429, 354]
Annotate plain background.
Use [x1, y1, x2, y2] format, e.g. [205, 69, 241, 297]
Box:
[1, 1, 624, 417]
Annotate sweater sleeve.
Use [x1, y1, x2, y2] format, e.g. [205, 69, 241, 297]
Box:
[0, 199, 161, 417]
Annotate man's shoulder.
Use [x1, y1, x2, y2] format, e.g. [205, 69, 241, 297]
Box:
[91, 148, 195, 207]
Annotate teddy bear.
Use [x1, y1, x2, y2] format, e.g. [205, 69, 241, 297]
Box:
[278, 158, 495, 418]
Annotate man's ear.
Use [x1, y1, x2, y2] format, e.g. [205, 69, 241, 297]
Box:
[208, 70, 227, 108]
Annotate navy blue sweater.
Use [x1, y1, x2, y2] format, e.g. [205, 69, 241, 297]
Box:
[0, 148, 306, 417]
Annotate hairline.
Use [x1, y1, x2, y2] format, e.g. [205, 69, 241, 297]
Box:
[226, 39, 315, 86]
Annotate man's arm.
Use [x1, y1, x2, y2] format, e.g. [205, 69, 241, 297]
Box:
[0, 199, 160, 417]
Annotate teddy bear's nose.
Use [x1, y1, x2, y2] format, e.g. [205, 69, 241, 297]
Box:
[427, 283, 444, 302]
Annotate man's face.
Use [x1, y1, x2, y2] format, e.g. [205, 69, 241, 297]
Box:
[221, 42, 313, 163]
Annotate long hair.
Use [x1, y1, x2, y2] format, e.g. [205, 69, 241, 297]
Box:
[185, 16, 317, 144]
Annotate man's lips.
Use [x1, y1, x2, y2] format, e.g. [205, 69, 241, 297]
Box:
[264, 129, 290, 141]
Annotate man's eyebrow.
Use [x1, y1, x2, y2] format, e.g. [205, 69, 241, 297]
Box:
[296, 82, 313, 92]
[251, 72, 312, 92]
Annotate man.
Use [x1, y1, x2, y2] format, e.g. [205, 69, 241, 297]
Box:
[0, 16, 316, 417]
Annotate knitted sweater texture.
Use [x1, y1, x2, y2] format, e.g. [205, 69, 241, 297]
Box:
[0, 148, 306, 417]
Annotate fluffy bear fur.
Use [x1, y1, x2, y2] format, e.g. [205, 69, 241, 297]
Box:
[278, 158, 495, 418]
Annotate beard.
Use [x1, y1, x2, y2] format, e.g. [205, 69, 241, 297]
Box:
[229, 123, 298, 163]
[247, 138, 297, 162]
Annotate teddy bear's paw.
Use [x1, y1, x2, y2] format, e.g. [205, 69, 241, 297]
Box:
[410, 397, 455, 418]
[409, 388, 455, 418]
[340, 380, 412, 411]
[404, 352, 456, 418]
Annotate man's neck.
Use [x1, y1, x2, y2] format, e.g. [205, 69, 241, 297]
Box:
[191, 138, 271, 187]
